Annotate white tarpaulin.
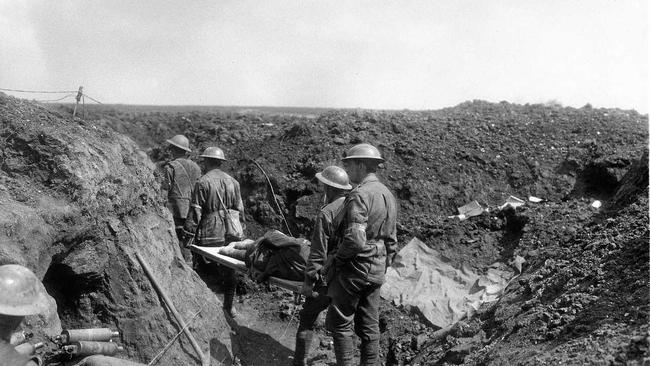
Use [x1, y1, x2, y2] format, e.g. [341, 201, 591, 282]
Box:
[381, 238, 514, 328]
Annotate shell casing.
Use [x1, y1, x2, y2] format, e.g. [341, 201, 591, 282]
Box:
[67, 341, 123, 356]
[60, 328, 120, 344]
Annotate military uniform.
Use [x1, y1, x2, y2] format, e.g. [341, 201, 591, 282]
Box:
[293, 195, 346, 366]
[183, 168, 245, 315]
[183, 169, 244, 246]
[162, 157, 201, 262]
[326, 173, 397, 366]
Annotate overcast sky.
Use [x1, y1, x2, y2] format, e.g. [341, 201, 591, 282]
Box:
[0, 1, 647, 113]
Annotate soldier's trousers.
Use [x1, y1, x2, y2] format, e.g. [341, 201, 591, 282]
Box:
[326, 275, 382, 366]
[173, 217, 192, 264]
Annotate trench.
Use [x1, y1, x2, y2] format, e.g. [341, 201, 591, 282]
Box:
[568, 163, 619, 201]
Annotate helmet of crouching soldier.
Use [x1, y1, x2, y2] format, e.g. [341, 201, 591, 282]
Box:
[316, 166, 352, 190]
[199, 147, 226, 161]
[0, 264, 49, 316]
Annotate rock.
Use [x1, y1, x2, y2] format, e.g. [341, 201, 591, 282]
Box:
[320, 337, 333, 349]
[294, 194, 320, 221]
[440, 338, 478, 364]
[411, 333, 428, 350]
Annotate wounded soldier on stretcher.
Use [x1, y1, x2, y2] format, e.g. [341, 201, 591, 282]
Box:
[218, 230, 310, 283]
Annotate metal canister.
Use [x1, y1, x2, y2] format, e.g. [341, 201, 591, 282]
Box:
[14, 341, 44, 356]
[9, 331, 26, 346]
[58, 328, 120, 344]
[65, 341, 123, 356]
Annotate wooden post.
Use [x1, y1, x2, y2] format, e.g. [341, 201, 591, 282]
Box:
[72, 86, 83, 118]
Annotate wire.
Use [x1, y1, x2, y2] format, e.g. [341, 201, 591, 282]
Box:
[0, 87, 104, 104]
[147, 307, 204, 366]
[0, 87, 77, 94]
[250, 159, 293, 236]
[279, 305, 299, 340]
[81, 93, 103, 104]
[236, 145, 293, 236]
[35, 94, 76, 103]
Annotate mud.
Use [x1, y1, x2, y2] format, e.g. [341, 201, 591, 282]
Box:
[2, 94, 647, 365]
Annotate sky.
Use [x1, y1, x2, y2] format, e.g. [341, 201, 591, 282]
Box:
[0, 1, 647, 113]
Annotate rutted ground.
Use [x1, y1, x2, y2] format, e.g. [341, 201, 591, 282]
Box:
[37, 99, 650, 365]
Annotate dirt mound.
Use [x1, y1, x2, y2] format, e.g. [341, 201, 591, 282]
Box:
[0, 93, 231, 365]
[47, 100, 649, 365]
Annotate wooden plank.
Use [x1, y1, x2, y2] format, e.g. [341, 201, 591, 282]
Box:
[269, 276, 302, 293]
[189, 245, 247, 271]
[189, 245, 302, 293]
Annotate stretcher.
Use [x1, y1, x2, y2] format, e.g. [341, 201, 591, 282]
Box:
[189, 245, 302, 293]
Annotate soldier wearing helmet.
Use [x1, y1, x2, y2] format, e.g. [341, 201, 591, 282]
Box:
[293, 166, 352, 366]
[0, 265, 146, 366]
[182, 146, 245, 318]
[161, 135, 201, 264]
[0, 264, 49, 366]
[326, 143, 397, 366]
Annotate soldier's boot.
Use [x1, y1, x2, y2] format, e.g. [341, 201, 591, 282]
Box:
[292, 330, 314, 366]
[359, 338, 380, 366]
[222, 269, 239, 318]
[222, 292, 238, 318]
[332, 334, 355, 366]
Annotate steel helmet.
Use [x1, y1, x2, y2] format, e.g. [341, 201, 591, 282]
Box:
[199, 146, 226, 160]
[166, 135, 191, 152]
[0, 264, 50, 316]
[341, 143, 385, 162]
[316, 166, 352, 190]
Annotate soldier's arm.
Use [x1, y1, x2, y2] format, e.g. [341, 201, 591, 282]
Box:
[161, 164, 173, 196]
[384, 193, 399, 267]
[182, 181, 204, 240]
[385, 225, 398, 267]
[234, 180, 246, 223]
[305, 211, 329, 284]
[334, 194, 367, 261]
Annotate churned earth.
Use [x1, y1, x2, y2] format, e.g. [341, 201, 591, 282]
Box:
[11, 96, 650, 365]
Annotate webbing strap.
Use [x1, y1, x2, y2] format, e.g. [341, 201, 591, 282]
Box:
[170, 160, 192, 199]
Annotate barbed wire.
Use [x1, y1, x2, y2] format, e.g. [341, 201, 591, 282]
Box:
[0, 86, 104, 105]
[35, 94, 77, 103]
[0, 87, 77, 94]
[82, 93, 103, 104]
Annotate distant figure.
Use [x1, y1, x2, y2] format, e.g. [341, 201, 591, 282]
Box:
[183, 146, 245, 318]
[161, 135, 201, 263]
[0, 264, 49, 366]
[327, 143, 398, 366]
[293, 166, 352, 366]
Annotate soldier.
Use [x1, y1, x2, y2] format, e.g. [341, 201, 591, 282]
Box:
[161, 135, 201, 264]
[0, 264, 50, 366]
[293, 166, 352, 366]
[183, 146, 245, 318]
[0, 264, 146, 366]
[326, 144, 398, 366]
